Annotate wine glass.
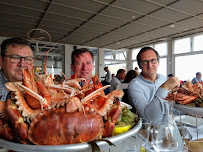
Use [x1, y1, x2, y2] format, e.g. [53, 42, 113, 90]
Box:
[152, 122, 178, 152]
[134, 118, 153, 152]
[140, 122, 151, 148]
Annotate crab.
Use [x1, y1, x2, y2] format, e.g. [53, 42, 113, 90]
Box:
[0, 69, 124, 145]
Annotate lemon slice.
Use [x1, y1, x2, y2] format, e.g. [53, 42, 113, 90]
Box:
[113, 125, 132, 135]
[140, 147, 146, 152]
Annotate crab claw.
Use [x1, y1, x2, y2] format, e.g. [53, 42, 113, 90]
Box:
[103, 121, 115, 137]
[0, 101, 6, 119]
[15, 82, 50, 110]
[103, 100, 122, 138]
[66, 97, 82, 113]
[108, 100, 122, 123]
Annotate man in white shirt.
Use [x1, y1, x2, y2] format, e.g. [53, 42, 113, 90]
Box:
[104, 67, 111, 83]
[110, 69, 126, 91]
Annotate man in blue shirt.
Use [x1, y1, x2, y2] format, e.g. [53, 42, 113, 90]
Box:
[191, 72, 202, 84]
[128, 47, 180, 123]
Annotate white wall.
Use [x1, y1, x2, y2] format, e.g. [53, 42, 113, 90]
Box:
[64, 44, 73, 78]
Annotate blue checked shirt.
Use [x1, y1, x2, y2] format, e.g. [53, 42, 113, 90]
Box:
[0, 69, 9, 101]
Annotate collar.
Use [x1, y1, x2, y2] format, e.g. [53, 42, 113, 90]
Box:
[116, 76, 123, 82]
[0, 69, 8, 84]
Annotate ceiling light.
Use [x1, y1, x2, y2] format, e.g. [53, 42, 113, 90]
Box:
[169, 24, 175, 28]
[132, 16, 136, 19]
[116, 42, 120, 44]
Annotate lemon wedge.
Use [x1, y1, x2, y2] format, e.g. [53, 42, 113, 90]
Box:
[140, 147, 146, 152]
[113, 125, 132, 135]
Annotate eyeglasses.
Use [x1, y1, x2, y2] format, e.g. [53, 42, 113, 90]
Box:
[140, 58, 158, 65]
[3, 54, 34, 64]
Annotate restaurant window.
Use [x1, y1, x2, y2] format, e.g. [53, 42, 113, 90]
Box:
[116, 51, 126, 60]
[104, 49, 127, 76]
[107, 63, 127, 76]
[174, 37, 191, 54]
[175, 54, 203, 81]
[193, 34, 203, 51]
[104, 50, 114, 59]
[132, 48, 140, 60]
[154, 42, 167, 56]
[153, 42, 167, 77]
[31, 42, 64, 76]
[133, 61, 139, 69]
[157, 58, 167, 78]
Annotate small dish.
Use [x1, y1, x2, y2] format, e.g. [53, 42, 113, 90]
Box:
[186, 138, 203, 152]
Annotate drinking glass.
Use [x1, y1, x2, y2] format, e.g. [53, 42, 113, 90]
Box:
[140, 122, 151, 148]
[134, 119, 152, 152]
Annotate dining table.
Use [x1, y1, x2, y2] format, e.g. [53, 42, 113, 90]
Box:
[0, 134, 147, 152]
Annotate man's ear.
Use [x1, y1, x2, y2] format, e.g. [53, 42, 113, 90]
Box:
[71, 64, 75, 72]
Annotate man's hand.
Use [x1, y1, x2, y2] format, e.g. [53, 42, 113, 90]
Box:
[161, 76, 180, 91]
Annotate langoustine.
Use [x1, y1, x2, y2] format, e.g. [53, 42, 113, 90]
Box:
[165, 81, 203, 105]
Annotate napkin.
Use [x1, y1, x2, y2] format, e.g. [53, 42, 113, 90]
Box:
[184, 125, 203, 140]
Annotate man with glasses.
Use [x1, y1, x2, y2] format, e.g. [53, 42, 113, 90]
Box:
[128, 47, 180, 123]
[0, 37, 34, 101]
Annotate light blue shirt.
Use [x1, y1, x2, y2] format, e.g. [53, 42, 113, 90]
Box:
[191, 77, 202, 84]
[128, 73, 169, 123]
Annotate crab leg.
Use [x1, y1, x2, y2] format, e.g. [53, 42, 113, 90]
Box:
[48, 84, 78, 96]
[62, 78, 86, 89]
[81, 85, 110, 104]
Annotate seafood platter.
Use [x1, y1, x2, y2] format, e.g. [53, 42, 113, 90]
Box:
[165, 81, 203, 116]
[0, 69, 141, 152]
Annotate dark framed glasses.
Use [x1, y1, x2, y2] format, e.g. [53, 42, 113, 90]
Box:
[3, 54, 34, 64]
[140, 58, 158, 65]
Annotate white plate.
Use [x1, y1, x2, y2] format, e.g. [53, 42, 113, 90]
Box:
[174, 115, 203, 127]
[173, 103, 203, 117]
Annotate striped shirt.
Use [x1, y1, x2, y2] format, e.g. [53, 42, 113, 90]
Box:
[0, 70, 9, 101]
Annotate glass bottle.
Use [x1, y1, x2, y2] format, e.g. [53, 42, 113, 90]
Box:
[152, 101, 184, 152]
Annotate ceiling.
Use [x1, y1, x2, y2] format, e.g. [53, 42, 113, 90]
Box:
[1, 0, 203, 50]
